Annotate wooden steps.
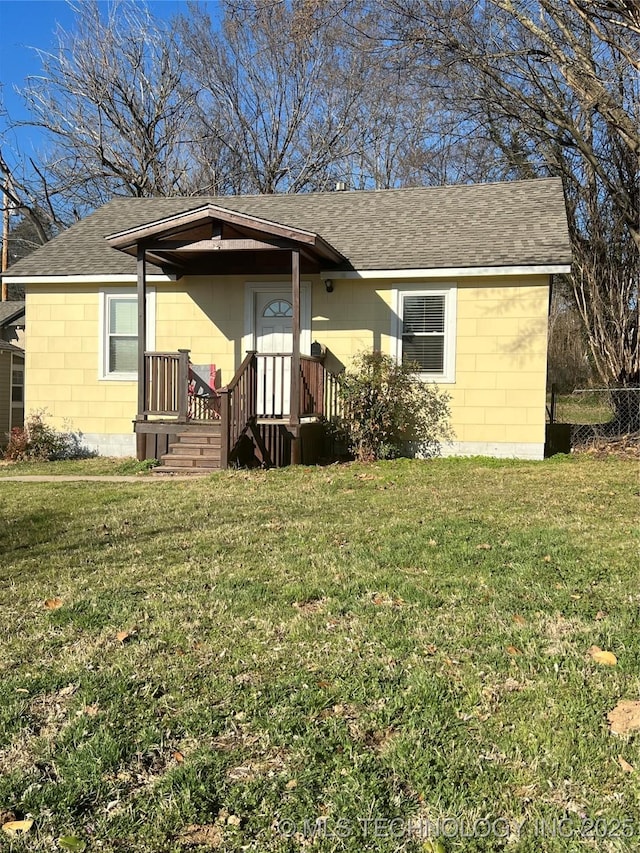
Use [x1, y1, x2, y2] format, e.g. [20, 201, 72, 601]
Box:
[153, 423, 222, 475]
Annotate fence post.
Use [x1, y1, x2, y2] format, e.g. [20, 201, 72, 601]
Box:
[177, 349, 190, 423]
[219, 387, 230, 469]
[550, 382, 557, 425]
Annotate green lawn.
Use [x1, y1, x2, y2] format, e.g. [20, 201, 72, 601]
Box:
[0, 457, 156, 477]
[1, 457, 638, 852]
[550, 392, 615, 425]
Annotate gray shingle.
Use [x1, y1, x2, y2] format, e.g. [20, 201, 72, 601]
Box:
[0, 301, 25, 324]
[5, 179, 571, 277]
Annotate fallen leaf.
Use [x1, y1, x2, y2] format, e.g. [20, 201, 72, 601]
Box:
[177, 824, 223, 848]
[116, 630, 130, 643]
[58, 836, 87, 852]
[543, 555, 552, 562]
[2, 819, 33, 838]
[506, 645, 522, 656]
[424, 644, 438, 655]
[44, 598, 63, 610]
[84, 704, 99, 717]
[570, 594, 581, 600]
[173, 751, 184, 763]
[608, 700, 640, 736]
[618, 755, 635, 773]
[428, 539, 438, 547]
[423, 841, 447, 853]
[59, 684, 77, 697]
[285, 779, 298, 789]
[226, 815, 241, 827]
[589, 646, 617, 666]
[476, 543, 492, 550]
[595, 610, 607, 620]
[512, 614, 526, 625]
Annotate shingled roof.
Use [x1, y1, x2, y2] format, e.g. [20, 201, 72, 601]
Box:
[0, 301, 25, 325]
[4, 178, 571, 278]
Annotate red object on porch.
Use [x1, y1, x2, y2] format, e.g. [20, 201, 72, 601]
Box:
[188, 363, 221, 420]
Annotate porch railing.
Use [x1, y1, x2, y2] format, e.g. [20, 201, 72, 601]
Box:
[142, 348, 344, 466]
[219, 350, 258, 468]
[300, 355, 325, 417]
[144, 350, 190, 420]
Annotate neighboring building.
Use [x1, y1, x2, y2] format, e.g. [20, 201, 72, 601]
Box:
[0, 341, 24, 441]
[0, 302, 26, 443]
[3, 179, 572, 469]
[0, 300, 25, 349]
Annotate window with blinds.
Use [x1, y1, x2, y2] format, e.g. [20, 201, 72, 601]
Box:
[108, 296, 137, 374]
[401, 294, 446, 373]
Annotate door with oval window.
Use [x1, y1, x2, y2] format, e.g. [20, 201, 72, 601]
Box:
[256, 293, 293, 417]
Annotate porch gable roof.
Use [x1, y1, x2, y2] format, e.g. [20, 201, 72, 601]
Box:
[105, 203, 346, 269]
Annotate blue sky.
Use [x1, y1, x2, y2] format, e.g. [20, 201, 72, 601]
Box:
[0, 0, 209, 165]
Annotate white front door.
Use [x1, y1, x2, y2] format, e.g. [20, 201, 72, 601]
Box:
[256, 293, 293, 417]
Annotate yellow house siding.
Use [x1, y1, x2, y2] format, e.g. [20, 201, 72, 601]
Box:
[25, 272, 549, 457]
[450, 278, 549, 447]
[25, 286, 137, 438]
[309, 275, 549, 451]
[155, 275, 283, 384]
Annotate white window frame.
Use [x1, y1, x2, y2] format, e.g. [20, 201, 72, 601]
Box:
[392, 284, 457, 383]
[99, 287, 156, 381]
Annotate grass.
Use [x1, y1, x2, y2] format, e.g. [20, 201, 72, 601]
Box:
[0, 456, 638, 852]
[550, 392, 615, 425]
[0, 457, 157, 477]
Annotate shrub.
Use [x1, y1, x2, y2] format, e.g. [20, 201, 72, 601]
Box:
[4, 426, 29, 460]
[337, 351, 453, 462]
[3, 411, 93, 461]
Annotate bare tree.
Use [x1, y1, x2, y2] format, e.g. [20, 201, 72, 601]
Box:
[7, 0, 216, 218]
[180, 1, 370, 194]
[375, 0, 639, 386]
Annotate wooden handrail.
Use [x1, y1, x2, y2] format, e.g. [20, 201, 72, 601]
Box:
[219, 351, 258, 468]
[224, 350, 257, 393]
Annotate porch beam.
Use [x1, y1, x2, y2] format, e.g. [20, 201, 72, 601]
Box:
[145, 238, 290, 253]
[136, 246, 147, 423]
[290, 248, 301, 464]
[143, 250, 189, 273]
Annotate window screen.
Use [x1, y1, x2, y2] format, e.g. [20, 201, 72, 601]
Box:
[108, 297, 137, 373]
[401, 295, 445, 372]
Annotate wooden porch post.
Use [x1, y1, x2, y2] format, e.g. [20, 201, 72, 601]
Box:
[290, 249, 301, 464]
[137, 246, 147, 421]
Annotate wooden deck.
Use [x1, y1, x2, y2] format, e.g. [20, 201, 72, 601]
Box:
[136, 350, 342, 470]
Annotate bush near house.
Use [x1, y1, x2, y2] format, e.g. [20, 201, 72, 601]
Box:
[3, 411, 93, 462]
[337, 351, 452, 462]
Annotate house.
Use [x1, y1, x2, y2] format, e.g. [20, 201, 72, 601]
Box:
[0, 301, 26, 443]
[0, 341, 24, 441]
[2, 178, 572, 469]
[0, 300, 25, 349]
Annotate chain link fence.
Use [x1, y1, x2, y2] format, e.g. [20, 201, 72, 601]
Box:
[547, 386, 640, 448]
